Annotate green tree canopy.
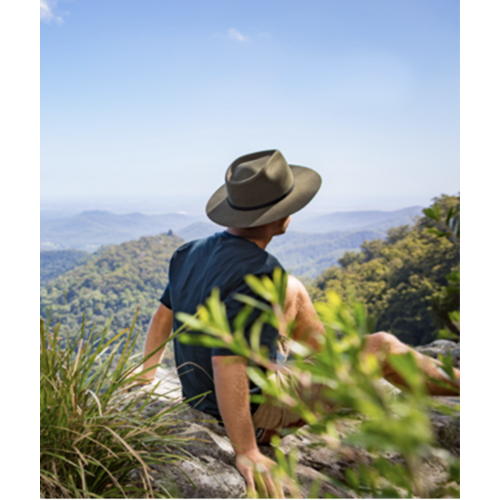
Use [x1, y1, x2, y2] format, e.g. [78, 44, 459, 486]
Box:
[40, 233, 184, 361]
[40, 249, 90, 286]
[309, 195, 460, 346]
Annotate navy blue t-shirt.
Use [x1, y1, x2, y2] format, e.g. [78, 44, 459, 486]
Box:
[160, 231, 284, 420]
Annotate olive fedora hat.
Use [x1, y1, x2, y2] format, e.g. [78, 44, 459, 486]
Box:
[206, 149, 322, 228]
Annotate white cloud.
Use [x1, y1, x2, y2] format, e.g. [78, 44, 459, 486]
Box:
[40, 0, 64, 24]
[227, 28, 249, 43]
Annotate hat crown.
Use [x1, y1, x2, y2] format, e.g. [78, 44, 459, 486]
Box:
[225, 150, 295, 209]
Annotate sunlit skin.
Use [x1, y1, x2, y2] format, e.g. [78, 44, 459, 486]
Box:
[225, 215, 291, 249]
[140, 215, 460, 498]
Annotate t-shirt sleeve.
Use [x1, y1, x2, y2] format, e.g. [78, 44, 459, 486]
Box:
[160, 250, 177, 310]
[160, 282, 172, 309]
[211, 274, 279, 360]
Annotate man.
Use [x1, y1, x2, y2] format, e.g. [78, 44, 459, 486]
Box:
[139, 150, 460, 498]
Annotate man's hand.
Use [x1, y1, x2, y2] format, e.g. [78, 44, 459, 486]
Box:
[212, 355, 285, 498]
[129, 367, 156, 385]
[236, 449, 284, 498]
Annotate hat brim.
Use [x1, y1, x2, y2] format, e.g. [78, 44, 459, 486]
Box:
[206, 165, 322, 228]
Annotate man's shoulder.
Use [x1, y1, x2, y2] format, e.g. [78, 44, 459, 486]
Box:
[172, 231, 284, 275]
[174, 232, 223, 255]
[256, 251, 284, 276]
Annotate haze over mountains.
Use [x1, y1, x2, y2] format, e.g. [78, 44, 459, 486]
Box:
[40, 211, 201, 251]
[290, 206, 423, 233]
[40, 206, 423, 278]
[267, 229, 383, 277]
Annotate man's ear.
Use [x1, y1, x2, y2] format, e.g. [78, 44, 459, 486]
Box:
[272, 215, 291, 235]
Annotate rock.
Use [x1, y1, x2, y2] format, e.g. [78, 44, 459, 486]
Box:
[141, 343, 459, 498]
[415, 339, 460, 368]
[155, 455, 246, 498]
[429, 396, 460, 456]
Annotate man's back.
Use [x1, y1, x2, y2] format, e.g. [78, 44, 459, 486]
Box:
[160, 231, 284, 418]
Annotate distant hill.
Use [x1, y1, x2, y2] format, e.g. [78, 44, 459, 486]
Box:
[40, 208, 81, 221]
[177, 221, 221, 241]
[40, 249, 90, 286]
[39, 206, 423, 284]
[291, 206, 423, 233]
[40, 233, 185, 358]
[268, 229, 385, 278]
[40, 210, 201, 251]
[40, 206, 422, 252]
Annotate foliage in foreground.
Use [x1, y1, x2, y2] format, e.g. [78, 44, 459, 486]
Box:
[40, 311, 190, 499]
[308, 195, 460, 346]
[178, 268, 460, 498]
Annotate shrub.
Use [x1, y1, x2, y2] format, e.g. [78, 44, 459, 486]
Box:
[178, 268, 460, 498]
[308, 195, 460, 346]
[40, 311, 190, 498]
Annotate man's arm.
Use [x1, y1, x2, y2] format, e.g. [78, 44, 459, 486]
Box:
[282, 275, 325, 351]
[212, 355, 284, 498]
[138, 303, 173, 383]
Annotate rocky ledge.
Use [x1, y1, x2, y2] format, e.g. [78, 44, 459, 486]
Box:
[415, 339, 460, 369]
[136, 340, 460, 498]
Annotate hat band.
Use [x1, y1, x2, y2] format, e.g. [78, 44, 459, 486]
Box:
[227, 180, 296, 211]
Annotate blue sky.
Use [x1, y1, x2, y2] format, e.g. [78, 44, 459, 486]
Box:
[41, 0, 460, 213]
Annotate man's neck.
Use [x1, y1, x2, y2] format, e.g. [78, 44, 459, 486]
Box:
[225, 227, 273, 250]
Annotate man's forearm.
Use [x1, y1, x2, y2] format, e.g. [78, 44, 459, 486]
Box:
[141, 304, 173, 380]
[212, 355, 258, 455]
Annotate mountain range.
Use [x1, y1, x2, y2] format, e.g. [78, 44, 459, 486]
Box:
[40, 210, 200, 251]
[40, 206, 424, 279]
[289, 206, 423, 233]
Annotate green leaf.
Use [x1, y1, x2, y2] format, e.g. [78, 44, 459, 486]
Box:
[423, 203, 440, 221]
[232, 305, 254, 333]
[249, 318, 263, 353]
[245, 274, 271, 300]
[387, 352, 425, 394]
[345, 468, 359, 491]
[272, 267, 288, 307]
[177, 333, 230, 349]
[450, 460, 460, 483]
[438, 353, 456, 381]
[438, 328, 459, 340]
[233, 293, 273, 312]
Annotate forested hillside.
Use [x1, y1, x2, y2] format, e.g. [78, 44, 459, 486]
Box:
[268, 228, 384, 277]
[40, 233, 184, 360]
[40, 197, 459, 352]
[40, 249, 89, 285]
[308, 195, 460, 346]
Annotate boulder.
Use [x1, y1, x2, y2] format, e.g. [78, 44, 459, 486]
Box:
[415, 339, 460, 368]
[139, 342, 460, 498]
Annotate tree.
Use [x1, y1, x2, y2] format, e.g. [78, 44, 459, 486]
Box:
[308, 195, 460, 346]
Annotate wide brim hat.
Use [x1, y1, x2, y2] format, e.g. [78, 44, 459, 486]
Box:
[206, 149, 322, 228]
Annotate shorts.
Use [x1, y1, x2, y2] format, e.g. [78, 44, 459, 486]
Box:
[251, 339, 336, 445]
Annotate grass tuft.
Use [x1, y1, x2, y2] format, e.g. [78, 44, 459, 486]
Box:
[40, 309, 190, 498]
